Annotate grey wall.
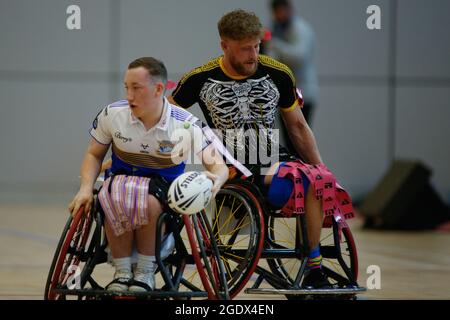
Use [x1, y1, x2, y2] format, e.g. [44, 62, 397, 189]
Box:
[0, 0, 449, 204]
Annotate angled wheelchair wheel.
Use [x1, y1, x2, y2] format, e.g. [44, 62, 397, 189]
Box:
[266, 215, 358, 294]
[266, 214, 307, 288]
[320, 219, 359, 287]
[45, 200, 105, 300]
[178, 211, 229, 299]
[210, 182, 265, 298]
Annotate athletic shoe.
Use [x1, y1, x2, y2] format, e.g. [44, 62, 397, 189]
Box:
[301, 269, 332, 289]
[106, 269, 133, 292]
[129, 264, 157, 292]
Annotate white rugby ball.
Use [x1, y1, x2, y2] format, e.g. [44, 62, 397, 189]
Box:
[168, 171, 213, 215]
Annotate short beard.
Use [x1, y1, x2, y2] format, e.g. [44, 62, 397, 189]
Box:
[230, 59, 257, 77]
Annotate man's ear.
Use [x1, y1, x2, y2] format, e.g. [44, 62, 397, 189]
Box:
[155, 82, 165, 97]
[220, 39, 227, 52]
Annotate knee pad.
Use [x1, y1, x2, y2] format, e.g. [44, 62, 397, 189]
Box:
[267, 163, 310, 208]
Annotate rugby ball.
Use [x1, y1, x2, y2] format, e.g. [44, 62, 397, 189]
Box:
[168, 171, 213, 215]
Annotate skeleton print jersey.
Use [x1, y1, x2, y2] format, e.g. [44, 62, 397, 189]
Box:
[172, 55, 302, 166]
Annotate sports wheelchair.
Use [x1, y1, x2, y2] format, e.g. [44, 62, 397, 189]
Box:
[45, 178, 365, 300]
[44, 189, 230, 300]
[210, 178, 366, 299]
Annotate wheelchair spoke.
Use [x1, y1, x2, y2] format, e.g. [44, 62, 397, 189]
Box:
[279, 217, 297, 241]
[320, 230, 334, 243]
[212, 195, 227, 231]
[269, 225, 294, 246]
[224, 220, 251, 246]
[215, 203, 244, 236]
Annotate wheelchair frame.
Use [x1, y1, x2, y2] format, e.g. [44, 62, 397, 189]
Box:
[211, 179, 366, 299]
[44, 191, 229, 300]
[45, 179, 365, 300]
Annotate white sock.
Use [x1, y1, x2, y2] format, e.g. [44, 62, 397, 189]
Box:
[136, 254, 156, 273]
[113, 257, 131, 273]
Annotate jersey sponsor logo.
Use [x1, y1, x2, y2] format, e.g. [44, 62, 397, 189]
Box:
[114, 131, 132, 143]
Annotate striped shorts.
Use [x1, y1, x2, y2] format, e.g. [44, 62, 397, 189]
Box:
[98, 175, 153, 236]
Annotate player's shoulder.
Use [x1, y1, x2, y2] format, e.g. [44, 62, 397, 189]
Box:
[178, 57, 221, 83]
[107, 99, 129, 110]
[104, 100, 129, 116]
[168, 103, 202, 129]
[95, 99, 129, 122]
[169, 103, 192, 122]
[258, 54, 295, 84]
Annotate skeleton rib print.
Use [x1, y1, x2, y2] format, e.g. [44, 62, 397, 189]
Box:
[199, 75, 280, 153]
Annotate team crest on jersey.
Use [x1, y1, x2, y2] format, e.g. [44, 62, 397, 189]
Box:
[157, 138, 182, 154]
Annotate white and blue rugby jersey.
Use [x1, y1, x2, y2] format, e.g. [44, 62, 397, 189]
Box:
[90, 98, 212, 181]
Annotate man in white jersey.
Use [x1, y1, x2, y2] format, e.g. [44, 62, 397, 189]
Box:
[68, 57, 229, 292]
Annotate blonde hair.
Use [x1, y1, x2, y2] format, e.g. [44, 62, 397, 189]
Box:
[218, 9, 263, 40]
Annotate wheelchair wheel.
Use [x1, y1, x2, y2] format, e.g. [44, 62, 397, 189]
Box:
[181, 211, 230, 299]
[209, 182, 265, 298]
[45, 204, 104, 300]
[320, 220, 359, 287]
[266, 215, 358, 293]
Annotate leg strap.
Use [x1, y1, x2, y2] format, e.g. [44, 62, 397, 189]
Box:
[277, 160, 355, 223]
